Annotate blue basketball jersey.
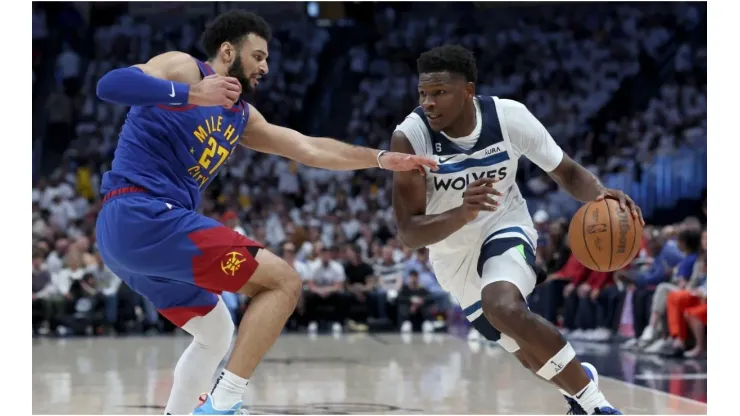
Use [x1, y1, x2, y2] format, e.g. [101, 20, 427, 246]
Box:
[100, 59, 250, 210]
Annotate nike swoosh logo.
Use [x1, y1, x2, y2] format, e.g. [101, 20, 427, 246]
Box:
[439, 156, 455, 163]
[169, 82, 175, 98]
[575, 386, 588, 399]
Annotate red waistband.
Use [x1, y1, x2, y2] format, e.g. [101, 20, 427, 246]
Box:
[102, 186, 147, 203]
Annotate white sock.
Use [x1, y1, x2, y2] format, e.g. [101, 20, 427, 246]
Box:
[211, 370, 249, 409]
[573, 380, 612, 414]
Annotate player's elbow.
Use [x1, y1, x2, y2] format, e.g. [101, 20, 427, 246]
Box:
[294, 140, 321, 168]
[396, 225, 423, 250]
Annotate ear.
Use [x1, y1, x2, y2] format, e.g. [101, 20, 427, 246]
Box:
[466, 82, 476, 99]
[220, 42, 235, 63]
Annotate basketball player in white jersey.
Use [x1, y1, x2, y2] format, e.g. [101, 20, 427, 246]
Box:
[391, 45, 645, 415]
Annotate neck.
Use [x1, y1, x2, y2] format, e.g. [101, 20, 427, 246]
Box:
[442, 98, 476, 138]
[206, 59, 228, 76]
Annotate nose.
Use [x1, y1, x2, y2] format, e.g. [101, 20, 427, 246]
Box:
[261, 61, 269, 75]
[421, 95, 435, 111]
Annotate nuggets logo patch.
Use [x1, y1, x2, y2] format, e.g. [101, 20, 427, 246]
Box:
[221, 251, 247, 276]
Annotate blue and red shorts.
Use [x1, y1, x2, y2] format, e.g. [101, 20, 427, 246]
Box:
[96, 187, 263, 327]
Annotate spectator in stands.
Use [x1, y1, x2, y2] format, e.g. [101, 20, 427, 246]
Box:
[373, 245, 405, 324]
[33, 248, 55, 335]
[343, 244, 377, 327]
[397, 270, 433, 333]
[57, 272, 104, 336]
[683, 256, 707, 358]
[222, 210, 247, 236]
[305, 246, 347, 333]
[640, 228, 702, 353]
[91, 251, 122, 332]
[561, 259, 614, 340]
[664, 264, 707, 357]
[405, 248, 449, 322]
[281, 241, 311, 330]
[530, 220, 571, 324]
[620, 227, 686, 349]
[45, 86, 75, 154]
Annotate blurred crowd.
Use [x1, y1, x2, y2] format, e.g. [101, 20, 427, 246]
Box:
[33, 3, 706, 358]
[523, 209, 707, 358]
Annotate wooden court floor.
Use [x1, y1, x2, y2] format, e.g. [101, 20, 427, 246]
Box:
[32, 333, 707, 415]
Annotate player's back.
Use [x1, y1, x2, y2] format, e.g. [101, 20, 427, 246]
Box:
[101, 59, 249, 211]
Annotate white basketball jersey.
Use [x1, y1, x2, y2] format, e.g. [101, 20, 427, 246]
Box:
[394, 96, 565, 258]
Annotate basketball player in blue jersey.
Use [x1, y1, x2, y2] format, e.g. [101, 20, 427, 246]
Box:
[95, 11, 437, 416]
[391, 45, 645, 415]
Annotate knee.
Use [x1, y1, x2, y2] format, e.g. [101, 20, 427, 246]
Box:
[189, 300, 234, 354]
[481, 286, 526, 329]
[280, 268, 303, 305]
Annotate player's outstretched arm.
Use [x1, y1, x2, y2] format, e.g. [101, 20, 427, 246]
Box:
[391, 132, 500, 249]
[242, 105, 438, 172]
[96, 51, 241, 108]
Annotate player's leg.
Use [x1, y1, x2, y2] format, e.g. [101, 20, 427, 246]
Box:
[478, 244, 618, 415]
[165, 294, 235, 415]
[96, 266, 234, 415]
[199, 248, 301, 412]
[97, 198, 296, 415]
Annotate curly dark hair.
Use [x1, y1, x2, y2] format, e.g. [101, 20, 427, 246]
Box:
[417, 45, 477, 83]
[200, 10, 272, 59]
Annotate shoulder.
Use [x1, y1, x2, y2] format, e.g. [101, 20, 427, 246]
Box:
[494, 97, 532, 124]
[137, 51, 201, 84]
[392, 110, 431, 156]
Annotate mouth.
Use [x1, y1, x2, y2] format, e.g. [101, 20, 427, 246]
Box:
[251, 74, 262, 85]
[426, 114, 442, 124]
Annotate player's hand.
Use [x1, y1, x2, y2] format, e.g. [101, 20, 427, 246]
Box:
[596, 189, 645, 226]
[188, 74, 242, 108]
[379, 152, 438, 174]
[456, 177, 502, 222]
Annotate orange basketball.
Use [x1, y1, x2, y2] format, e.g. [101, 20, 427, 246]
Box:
[568, 198, 643, 272]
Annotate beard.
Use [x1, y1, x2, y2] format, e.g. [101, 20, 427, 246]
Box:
[227, 54, 253, 95]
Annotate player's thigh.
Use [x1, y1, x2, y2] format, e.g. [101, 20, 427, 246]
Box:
[236, 248, 302, 301]
[478, 237, 538, 303]
[99, 196, 265, 294]
[105, 263, 221, 328]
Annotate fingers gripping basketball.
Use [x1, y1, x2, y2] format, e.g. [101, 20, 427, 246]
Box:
[568, 198, 643, 272]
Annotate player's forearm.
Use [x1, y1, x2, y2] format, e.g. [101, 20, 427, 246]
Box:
[549, 158, 606, 202]
[97, 67, 189, 106]
[397, 207, 468, 250]
[301, 137, 381, 170]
